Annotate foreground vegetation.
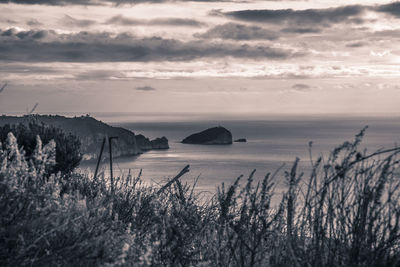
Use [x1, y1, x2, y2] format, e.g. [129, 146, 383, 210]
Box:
[0, 122, 81, 175]
[1, 128, 399, 266]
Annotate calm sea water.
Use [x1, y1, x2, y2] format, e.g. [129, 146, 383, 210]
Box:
[79, 116, 400, 197]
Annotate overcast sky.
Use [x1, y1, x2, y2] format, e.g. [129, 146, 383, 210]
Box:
[0, 0, 400, 116]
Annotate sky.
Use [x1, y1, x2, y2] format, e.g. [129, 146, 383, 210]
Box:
[0, 0, 400, 117]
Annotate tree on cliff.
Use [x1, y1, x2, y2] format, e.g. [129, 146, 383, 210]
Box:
[0, 122, 82, 175]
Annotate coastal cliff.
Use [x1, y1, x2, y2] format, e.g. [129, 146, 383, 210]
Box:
[0, 115, 169, 160]
[182, 126, 232, 145]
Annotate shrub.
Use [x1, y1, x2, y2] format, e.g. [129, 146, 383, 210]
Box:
[0, 133, 128, 266]
[0, 122, 82, 175]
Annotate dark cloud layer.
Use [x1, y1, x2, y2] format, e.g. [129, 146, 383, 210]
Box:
[0, 0, 230, 5]
[281, 27, 321, 34]
[0, 28, 300, 62]
[0, 0, 94, 5]
[195, 23, 320, 41]
[1, 28, 48, 39]
[195, 23, 278, 40]
[224, 5, 366, 26]
[106, 15, 205, 27]
[376, 2, 400, 17]
[2, 0, 400, 12]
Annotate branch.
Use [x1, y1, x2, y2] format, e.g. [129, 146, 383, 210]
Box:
[157, 165, 190, 195]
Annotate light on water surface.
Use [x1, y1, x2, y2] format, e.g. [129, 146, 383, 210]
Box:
[80, 116, 400, 201]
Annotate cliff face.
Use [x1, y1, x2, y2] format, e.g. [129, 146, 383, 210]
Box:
[135, 134, 169, 150]
[0, 115, 168, 161]
[135, 134, 153, 151]
[151, 136, 169, 149]
[182, 126, 232, 145]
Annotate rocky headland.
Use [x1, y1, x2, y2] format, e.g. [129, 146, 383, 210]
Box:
[0, 114, 169, 161]
[182, 126, 232, 145]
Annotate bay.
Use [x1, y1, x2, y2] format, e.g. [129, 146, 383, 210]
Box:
[79, 115, 400, 197]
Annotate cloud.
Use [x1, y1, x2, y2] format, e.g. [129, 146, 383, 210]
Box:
[346, 41, 366, 48]
[26, 19, 43, 26]
[61, 15, 96, 27]
[370, 50, 391, 57]
[3, 0, 400, 11]
[223, 5, 366, 27]
[105, 15, 205, 27]
[194, 23, 278, 40]
[371, 29, 400, 39]
[1, 28, 48, 39]
[5, 19, 18, 24]
[74, 70, 124, 80]
[281, 27, 321, 34]
[104, 16, 140, 25]
[136, 86, 156, 91]
[0, 0, 94, 5]
[0, 0, 233, 5]
[279, 83, 313, 94]
[376, 2, 400, 18]
[0, 28, 301, 62]
[0, 63, 58, 74]
[291, 83, 310, 91]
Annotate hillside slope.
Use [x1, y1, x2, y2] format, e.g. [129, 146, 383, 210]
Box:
[0, 114, 166, 160]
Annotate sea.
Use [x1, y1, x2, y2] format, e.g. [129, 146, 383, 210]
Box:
[79, 114, 400, 200]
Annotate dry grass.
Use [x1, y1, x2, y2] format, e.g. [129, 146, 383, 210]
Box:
[1, 128, 400, 266]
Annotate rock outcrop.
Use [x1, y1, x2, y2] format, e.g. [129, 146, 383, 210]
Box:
[151, 136, 169, 149]
[135, 134, 153, 151]
[135, 134, 169, 150]
[182, 126, 232, 145]
[234, 138, 247, 143]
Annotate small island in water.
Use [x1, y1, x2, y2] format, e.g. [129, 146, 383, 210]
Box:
[182, 126, 233, 145]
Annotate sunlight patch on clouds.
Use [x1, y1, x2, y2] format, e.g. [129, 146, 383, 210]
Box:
[370, 50, 391, 57]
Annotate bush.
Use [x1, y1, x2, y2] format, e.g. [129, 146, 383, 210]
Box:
[0, 122, 82, 175]
[0, 133, 128, 266]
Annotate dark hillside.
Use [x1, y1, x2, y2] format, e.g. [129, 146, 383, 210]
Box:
[0, 115, 140, 160]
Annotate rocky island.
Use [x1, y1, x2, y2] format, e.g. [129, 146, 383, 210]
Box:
[0, 114, 169, 161]
[182, 126, 232, 145]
